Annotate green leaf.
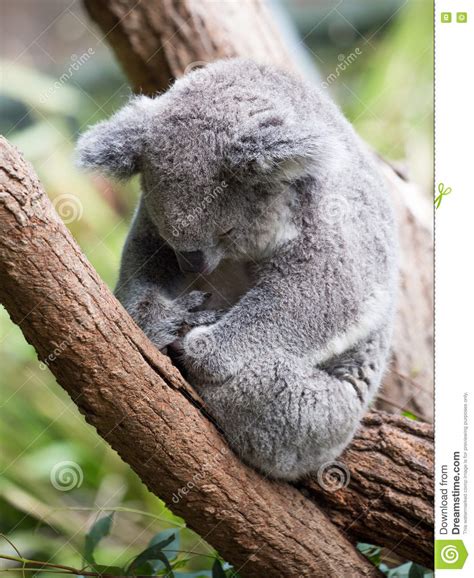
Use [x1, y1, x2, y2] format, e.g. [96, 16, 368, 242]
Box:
[408, 563, 429, 578]
[388, 562, 413, 578]
[127, 534, 175, 576]
[150, 528, 180, 569]
[84, 513, 114, 566]
[402, 410, 419, 421]
[127, 562, 155, 576]
[356, 542, 381, 566]
[212, 559, 226, 578]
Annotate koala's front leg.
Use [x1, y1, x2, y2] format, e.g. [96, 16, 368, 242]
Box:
[121, 283, 217, 350]
[115, 202, 217, 350]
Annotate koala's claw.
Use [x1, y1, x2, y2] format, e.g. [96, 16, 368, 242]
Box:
[330, 364, 368, 383]
[184, 309, 224, 327]
[176, 291, 211, 312]
[325, 358, 375, 404]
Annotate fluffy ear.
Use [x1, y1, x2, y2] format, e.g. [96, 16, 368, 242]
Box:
[75, 96, 153, 179]
[229, 111, 342, 180]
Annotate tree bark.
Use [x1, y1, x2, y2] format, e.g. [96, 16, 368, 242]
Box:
[0, 137, 433, 573]
[82, 0, 434, 423]
[304, 412, 434, 568]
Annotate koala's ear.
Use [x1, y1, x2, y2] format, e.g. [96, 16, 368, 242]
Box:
[75, 96, 153, 179]
[231, 114, 341, 180]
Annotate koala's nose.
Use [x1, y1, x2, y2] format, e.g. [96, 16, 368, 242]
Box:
[176, 250, 206, 273]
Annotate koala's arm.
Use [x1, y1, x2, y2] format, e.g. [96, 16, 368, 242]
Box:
[181, 244, 388, 382]
[116, 201, 213, 349]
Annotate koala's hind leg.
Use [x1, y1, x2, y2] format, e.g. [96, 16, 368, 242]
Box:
[321, 328, 391, 406]
[201, 329, 391, 481]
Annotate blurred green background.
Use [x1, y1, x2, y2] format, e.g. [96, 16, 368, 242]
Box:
[0, 0, 433, 576]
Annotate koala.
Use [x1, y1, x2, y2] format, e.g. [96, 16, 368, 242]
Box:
[76, 58, 398, 481]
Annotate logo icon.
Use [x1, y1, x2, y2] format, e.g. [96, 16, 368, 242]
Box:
[434, 182, 453, 209]
[435, 540, 468, 569]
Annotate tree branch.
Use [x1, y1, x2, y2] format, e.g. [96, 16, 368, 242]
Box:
[305, 412, 433, 567]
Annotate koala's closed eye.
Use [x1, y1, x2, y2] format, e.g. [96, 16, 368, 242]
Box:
[218, 228, 235, 238]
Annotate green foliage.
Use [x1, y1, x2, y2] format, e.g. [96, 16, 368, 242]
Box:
[84, 514, 115, 566]
[1, 512, 240, 577]
[127, 533, 176, 575]
[402, 410, 420, 421]
[357, 544, 433, 578]
[319, 0, 433, 190]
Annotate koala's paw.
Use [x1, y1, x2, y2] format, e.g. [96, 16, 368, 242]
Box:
[183, 309, 225, 328]
[142, 291, 216, 351]
[175, 290, 210, 313]
[178, 326, 232, 386]
[324, 356, 374, 403]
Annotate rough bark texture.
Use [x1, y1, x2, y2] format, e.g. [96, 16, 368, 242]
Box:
[304, 412, 434, 568]
[0, 137, 433, 573]
[82, 0, 434, 423]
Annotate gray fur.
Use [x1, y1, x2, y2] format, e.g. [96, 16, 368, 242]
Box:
[76, 59, 398, 481]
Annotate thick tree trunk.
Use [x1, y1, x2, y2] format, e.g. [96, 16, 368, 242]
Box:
[0, 137, 433, 573]
[83, 0, 434, 423]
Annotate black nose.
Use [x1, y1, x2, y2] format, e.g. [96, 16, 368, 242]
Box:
[176, 250, 205, 273]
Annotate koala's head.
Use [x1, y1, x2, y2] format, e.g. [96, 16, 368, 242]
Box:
[76, 59, 342, 274]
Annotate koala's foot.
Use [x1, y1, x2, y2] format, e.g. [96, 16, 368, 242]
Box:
[324, 358, 373, 404]
[321, 334, 388, 404]
[177, 323, 240, 386]
[136, 290, 219, 351]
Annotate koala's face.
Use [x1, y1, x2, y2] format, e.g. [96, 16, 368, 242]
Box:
[76, 59, 338, 273]
[139, 116, 285, 274]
